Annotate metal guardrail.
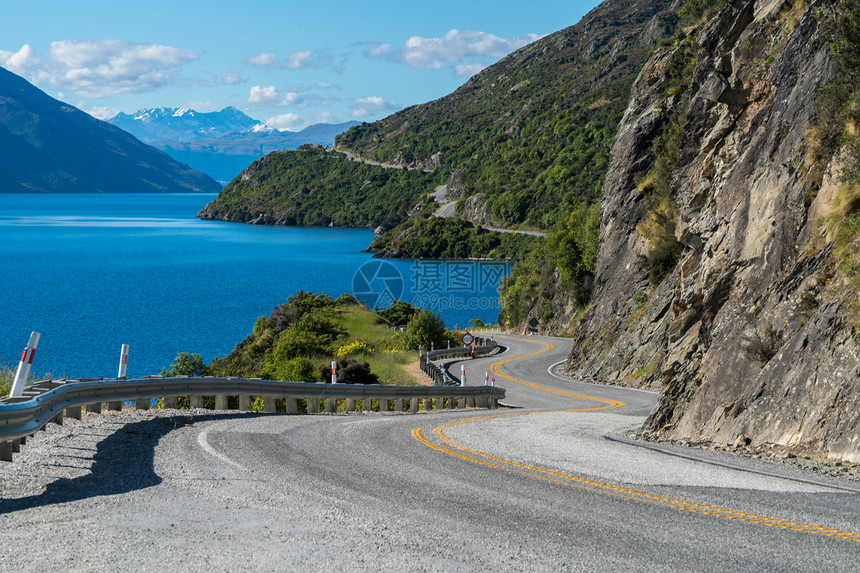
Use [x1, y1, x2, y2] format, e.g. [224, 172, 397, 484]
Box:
[420, 339, 499, 386]
[0, 376, 505, 461]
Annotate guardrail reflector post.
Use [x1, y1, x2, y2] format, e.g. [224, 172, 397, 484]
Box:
[118, 344, 129, 378]
[484, 371, 489, 386]
[331, 360, 337, 384]
[10, 332, 40, 397]
[460, 365, 466, 387]
[431, 341, 434, 352]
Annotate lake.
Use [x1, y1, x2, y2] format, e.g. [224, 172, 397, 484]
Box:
[0, 194, 509, 379]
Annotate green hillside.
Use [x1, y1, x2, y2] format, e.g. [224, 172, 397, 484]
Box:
[337, 0, 675, 229]
[198, 145, 442, 229]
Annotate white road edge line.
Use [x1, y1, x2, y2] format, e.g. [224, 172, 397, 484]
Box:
[198, 427, 246, 470]
[546, 358, 659, 394]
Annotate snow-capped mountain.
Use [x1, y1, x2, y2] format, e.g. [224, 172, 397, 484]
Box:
[106, 106, 358, 184]
[108, 106, 271, 143]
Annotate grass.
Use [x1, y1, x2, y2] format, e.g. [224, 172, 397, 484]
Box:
[0, 363, 13, 396]
[333, 305, 419, 385]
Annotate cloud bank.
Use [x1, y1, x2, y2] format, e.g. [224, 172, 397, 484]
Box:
[366, 29, 543, 77]
[1, 40, 197, 97]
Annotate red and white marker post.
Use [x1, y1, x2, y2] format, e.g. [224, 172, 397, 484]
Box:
[484, 371, 489, 386]
[118, 344, 130, 378]
[331, 360, 338, 384]
[10, 332, 40, 397]
[460, 364, 466, 387]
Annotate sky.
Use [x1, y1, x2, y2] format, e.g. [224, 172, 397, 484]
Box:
[0, 0, 601, 131]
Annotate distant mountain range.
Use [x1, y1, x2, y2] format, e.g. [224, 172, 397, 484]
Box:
[107, 107, 359, 184]
[0, 66, 220, 194]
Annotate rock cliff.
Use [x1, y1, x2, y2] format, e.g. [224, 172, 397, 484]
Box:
[564, 0, 860, 462]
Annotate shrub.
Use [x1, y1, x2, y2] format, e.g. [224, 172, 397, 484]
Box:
[319, 358, 379, 384]
[403, 310, 449, 350]
[376, 301, 419, 327]
[160, 352, 207, 377]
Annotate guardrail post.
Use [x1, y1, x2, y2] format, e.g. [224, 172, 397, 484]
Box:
[447, 396, 456, 410]
[10, 332, 40, 397]
[190, 395, 204, 409]
[307, 397, 319, 413]
[362, 398, 372, 412]
[50, 411, 64, 425]
[345, 398, 356, 412]
[264, 396, 275, 413]
[163, 397, 176, 409]
[215, 395, 228, 410]
[11, 438, 21, 453]
[466, 397, 475, 408]
[1, 441, 13, 462]
[410, 397, 418, 413]
[379, 398, 389, 412]
[285, 397, 298, 413]
[108, 399, 122, 411]
[86, 402, 102, 414]
[457, 397, 465, 409]
[394, 398, 404, 413]
[326, 398, 337, 413]
[423, 397, 433, 411]
[239, 394, 251, 411]
[65, 405, 82, 420]
[136, 397, 151, 411]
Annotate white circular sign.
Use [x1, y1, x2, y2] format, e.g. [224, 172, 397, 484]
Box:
[461, 332, 474, 345]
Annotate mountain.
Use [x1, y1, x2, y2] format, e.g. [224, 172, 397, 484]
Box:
[557, 0, 860, 463]
[108, 106, 269, 142]
[0, 66, 220, 194]
[108, 107, 359, 184]
[199, 0, 674, 235]
[198, 0, 860, 463]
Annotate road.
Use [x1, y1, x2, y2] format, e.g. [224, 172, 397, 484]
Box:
[1, 335, 858, 571]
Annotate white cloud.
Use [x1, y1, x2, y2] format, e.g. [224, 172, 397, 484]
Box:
[244, 52, 278, 67]
[284, 51, 313, 69]
[0, 44, 38, 73]
[16, 40, 198, 98]
[366, 43, 391, 58]
[266, 113, 303, 131]
[77, 101, 118, 120]
[351, 96, 398, 118]
[216, 72, 248, 85]
[454, 63, 486, 77]
[368, 30, 544, 74]
[247, 85, 300, 106]
[243, 49, 331, 70]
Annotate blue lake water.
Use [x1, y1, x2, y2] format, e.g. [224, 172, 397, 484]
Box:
[0, 194, 508, 379]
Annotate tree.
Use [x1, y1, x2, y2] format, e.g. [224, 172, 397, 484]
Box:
[160, 352, 207, 377]
[403, 310, 449, 350]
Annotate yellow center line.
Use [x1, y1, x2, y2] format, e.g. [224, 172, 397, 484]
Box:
[412, 336, 860, 543]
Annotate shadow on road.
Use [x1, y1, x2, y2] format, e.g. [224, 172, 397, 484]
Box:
[0, 412, 266, 515]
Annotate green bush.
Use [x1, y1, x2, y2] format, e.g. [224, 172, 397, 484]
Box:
[160, 352, 207, 377]
[403, 310, 450, 350]
[319, 358, 379, 384]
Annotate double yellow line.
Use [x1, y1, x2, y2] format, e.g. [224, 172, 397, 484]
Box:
[412, 338, 860, 543]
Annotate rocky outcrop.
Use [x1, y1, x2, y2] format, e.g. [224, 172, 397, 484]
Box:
[566, 0, 860, 462]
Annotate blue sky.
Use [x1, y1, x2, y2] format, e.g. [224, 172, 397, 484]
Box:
[1, 0, 601, 130]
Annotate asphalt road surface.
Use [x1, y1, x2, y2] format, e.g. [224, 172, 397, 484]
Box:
[1, 334, 858, 571]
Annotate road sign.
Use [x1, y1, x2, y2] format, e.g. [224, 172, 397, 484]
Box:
[461, 332, 474, 346]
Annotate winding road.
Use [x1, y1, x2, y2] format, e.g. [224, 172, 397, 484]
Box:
[1, 335, 858, 571]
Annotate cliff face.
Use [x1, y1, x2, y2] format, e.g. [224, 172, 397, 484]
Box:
[566, 0, 860, 462]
